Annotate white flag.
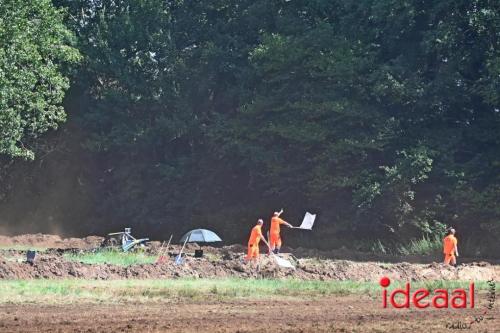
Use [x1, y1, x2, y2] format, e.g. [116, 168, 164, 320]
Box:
[298, 212, 316, 230]
[273, 255, 295, 269]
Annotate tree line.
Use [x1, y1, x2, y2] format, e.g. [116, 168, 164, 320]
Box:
[1, 0, 499, 254]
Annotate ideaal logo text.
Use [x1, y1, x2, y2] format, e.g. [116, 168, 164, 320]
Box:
[379, 277, 474, 309]
[379, 277, 496, 330]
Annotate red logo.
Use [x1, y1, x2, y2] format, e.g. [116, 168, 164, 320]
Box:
[380, 276, 475, 309]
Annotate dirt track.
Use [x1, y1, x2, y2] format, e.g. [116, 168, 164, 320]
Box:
[0, 234, 499, 282]
[0, 295, 498, 333]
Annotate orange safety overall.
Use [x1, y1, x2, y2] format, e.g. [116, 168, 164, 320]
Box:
[443, 234, 458, 265]
[269, 216, 286, 249]
[246, 224, 263, 260]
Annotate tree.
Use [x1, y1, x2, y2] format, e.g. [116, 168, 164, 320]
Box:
[44, 0, 498, 253]
[210, 0, 500, 247]
[0, 0, 79, 159]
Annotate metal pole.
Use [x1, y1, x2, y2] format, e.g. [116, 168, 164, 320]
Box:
[176, 233, 190, 264]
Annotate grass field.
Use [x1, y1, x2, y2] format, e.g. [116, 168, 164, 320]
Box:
[0, 278, 495, 304]
[63, 249, 157, 266]
[1, 278, 497, 333]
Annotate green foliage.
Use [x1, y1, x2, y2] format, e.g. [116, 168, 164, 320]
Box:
[6, 0, 495, 251]
[370, 240, 389, 255]
[0, 0, 80, 159]
[397, 235, 443, 256]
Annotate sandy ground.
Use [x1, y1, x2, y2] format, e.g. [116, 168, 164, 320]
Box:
[0, 295, 498, 333]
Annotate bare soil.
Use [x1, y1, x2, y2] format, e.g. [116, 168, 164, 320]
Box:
[0, 234, 498, 332]
[0, 233, 103, 249]
[0, 234, 499, 282]
[0, 295, 498, 333]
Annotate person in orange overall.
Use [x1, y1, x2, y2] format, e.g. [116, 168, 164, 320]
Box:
[269, 209, 293, 254]
[246, 219, 264, 260]
[443, 228, 459, 266]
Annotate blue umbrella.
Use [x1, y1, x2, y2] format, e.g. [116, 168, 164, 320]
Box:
[175, 229, 222, 265]
[179, 229, 222, 243]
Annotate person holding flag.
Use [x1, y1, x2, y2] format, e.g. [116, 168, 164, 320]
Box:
[269, 209, 293, 254]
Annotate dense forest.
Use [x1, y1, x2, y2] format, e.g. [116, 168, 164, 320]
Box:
[0, 0, 499, 255]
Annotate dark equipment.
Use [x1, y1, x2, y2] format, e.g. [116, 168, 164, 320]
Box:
[26, 250, 36, 264]
[101, 228, 149, 252]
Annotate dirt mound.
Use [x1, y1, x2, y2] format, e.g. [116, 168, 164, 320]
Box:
[0, 233, 103, 249]
[0, 250, 498, 281]
[0, 234, 498, 281]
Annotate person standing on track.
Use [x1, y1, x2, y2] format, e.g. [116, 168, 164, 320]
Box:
[269, 209, 293, 254]
[443, 228, 459, 266]
[246, 219, 264, 260]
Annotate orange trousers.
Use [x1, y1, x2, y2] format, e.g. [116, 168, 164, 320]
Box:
[444, 253, 456, 265]
[269, 233, 282, 249]
[246, 243, 260, 260]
